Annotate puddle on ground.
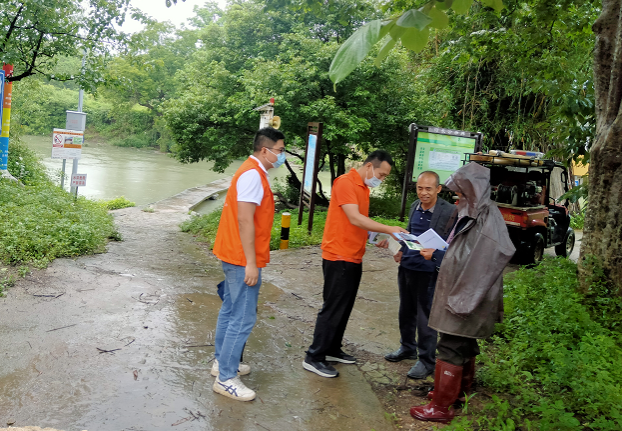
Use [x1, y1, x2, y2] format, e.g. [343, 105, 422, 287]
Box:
[0, 230, 392, 431]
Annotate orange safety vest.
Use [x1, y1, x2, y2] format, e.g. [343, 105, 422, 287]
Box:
[213, 157, 275, 268]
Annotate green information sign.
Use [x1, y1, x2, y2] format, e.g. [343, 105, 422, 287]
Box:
[412, 131, 477, 184]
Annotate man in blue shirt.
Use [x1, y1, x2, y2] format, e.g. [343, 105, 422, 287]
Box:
[385, 171, 457, 379]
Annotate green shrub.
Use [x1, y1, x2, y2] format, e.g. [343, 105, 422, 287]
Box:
[269, 209, 326, 250]
[5, 137, 48, 185]
[570, 209, 586, 230]
[181, 208, 328, 250]
[101, 196, 136, 210]
[180, 207, 222, 244]
[0, 181, 119, 265]
[0, 138, 119, 266]
[446, 258, 622, 430]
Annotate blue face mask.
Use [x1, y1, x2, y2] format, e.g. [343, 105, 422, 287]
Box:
[364, 166, 383, 188]
[267, 148, 286, 169]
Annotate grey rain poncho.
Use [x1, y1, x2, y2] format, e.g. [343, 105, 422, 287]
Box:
[428, 162, 516, 339]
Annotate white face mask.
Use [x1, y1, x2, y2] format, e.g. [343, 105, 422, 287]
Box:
[364, 166, 383, 188]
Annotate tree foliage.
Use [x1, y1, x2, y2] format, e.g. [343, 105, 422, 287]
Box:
[0, 0, 131, 89]
[164, 0, 454, 191]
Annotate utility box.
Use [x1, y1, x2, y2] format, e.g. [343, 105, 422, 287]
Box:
[66, 111, 87, 131]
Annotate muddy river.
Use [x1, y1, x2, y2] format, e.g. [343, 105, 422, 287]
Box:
[22, 135, 331, 209]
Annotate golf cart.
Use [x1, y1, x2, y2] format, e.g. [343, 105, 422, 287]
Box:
[465, 150, 576, 264]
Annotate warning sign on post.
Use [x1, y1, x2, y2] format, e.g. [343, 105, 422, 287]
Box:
[70, 173, 87, 188]
[52, 128, 83, 159]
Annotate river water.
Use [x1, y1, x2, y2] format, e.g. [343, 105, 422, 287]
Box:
[22, 135, 328, 209]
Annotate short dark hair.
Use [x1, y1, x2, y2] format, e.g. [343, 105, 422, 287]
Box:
[418, 171, 440, 187]
[363, 149, 394, 167]
[253, 127, 285, 152]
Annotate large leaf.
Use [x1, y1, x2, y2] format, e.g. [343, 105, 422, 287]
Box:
[435, 0, 454, 10]
[452, 0, 473, 14]
[375, 36, 397, 67]
[390, 23, 408, 39]
[427, 6, 449, 29]
[329, 20, 383, 84]
[379, 19, 396, 39]
[396, 9, 433, 31]
[400, 26, 430, 53]
[480, 0, 504, 12]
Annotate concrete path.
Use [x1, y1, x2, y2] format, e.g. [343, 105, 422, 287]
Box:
[0, 183, 400, 431]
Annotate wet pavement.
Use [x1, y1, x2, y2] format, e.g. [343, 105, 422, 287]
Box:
[0, 202, 401, 431]
[0, 180, 583, 430]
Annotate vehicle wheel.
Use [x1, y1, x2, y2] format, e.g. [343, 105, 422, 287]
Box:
[555, 228, 575, 258]
[524, 233, 545, 265]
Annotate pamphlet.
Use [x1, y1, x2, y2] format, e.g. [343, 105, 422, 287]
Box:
[388, 229, 449, 251]
[368, 232, 403, 255]
[404, 240, 423, 251]
[416, 229, 449, 251]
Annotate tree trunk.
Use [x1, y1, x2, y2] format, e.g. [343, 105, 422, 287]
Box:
[578, 0, 622, 293]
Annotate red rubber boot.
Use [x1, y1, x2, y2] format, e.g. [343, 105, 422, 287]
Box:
[427, 356, 476, 401]
[410, 360, 462, 424]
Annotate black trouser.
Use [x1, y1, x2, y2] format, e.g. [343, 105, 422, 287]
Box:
[307, 259, 362, 361]
[397, 267, 437, 369]
[437, 332, 481, 366]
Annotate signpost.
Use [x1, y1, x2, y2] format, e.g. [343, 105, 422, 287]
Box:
[400, 124, 483, 220]
[70, 173, 87, 188]
[0, 69, 6, 171]
[298, 122, 323, 233]
[52, 129, 83, 160]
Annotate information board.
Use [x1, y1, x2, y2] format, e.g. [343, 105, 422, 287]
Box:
[400, 124, 482, 220]
[412, 131, 478, 184]
[52, 128, 83, 159]
[298, 122, 323, 233]
[303, 134, 317, 193]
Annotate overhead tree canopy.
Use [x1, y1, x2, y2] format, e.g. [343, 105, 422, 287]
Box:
[0, 0, 130, 89]
[164, 0, 454, 195]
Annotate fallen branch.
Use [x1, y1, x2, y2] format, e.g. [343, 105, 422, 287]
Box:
[46, 324, 77, 332]
[185, 343, 214, 348]
[97, 347, 121, 354]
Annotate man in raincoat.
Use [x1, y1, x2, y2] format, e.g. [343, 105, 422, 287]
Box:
[410, 162, 515, 424]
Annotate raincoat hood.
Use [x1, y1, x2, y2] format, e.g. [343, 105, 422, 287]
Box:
[445, 162, 491, 219]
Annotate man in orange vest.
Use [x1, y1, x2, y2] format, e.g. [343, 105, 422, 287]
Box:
[211, 127, 285, 401]
[303, 150, 409, 378]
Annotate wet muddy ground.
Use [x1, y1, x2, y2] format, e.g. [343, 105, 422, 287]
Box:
[0, 190, 582, 431]
[0, 202, 437, 431]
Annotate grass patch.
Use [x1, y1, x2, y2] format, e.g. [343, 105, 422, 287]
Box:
[445, 258, 622, 430]
[0, 138, 119, 268]
[181, 207, 403, 250]
[101, 196, 136, 210]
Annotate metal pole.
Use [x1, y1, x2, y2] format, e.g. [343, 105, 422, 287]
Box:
[70, 54, 86, 196]
[60, 159, 66, 189]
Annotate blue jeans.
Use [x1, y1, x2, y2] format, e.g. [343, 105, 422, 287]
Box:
[215, 261, 261, 381]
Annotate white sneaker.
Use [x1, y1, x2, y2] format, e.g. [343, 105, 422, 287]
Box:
[213, 376, 256, 401]
[211, 359, 251, 377]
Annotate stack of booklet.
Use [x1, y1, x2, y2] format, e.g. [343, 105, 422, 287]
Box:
[368, 229, 449, 255]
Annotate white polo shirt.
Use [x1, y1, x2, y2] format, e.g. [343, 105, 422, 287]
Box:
[236, 155, 269, 205]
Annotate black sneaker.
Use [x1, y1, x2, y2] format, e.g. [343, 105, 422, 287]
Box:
[325, 351, 356, 364]
[302, 357, 339, 378]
